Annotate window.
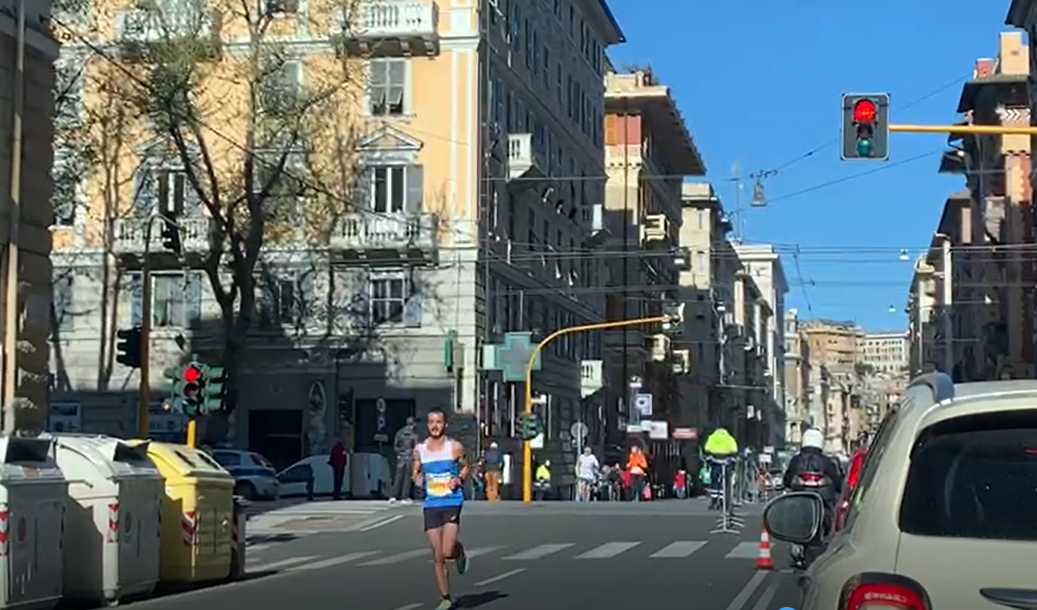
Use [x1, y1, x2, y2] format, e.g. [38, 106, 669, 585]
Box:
[278, 463, 313, 483]
[842, 406, 899, 531]
[52, 273, 75, 333]
[259, 58, 303, 117]
[129, 272, 202, 328]
[368, 59, 406, 116]
[156, 169, 188, 216]
[211, 451, 241, 467]
[371, 276, 406, 324]
[899, 411, 1037, 541]
[260, 270, 312, 327]
[364, 164, 423, 214]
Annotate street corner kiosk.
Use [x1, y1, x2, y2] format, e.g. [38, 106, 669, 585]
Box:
[49, 434, 163, 605]
[139, 441, 234, 583]
[0, 436, 67, 610]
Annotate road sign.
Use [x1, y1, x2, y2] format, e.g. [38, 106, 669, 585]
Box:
[375, 398, 388, 442]
[672, 427, 698, 440]
[635, 393, 653, 416]
[570, 421, 588, 440]
[496, 332, 541, 382]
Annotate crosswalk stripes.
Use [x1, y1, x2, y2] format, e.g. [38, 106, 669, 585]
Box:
[246, 537, 773, 574]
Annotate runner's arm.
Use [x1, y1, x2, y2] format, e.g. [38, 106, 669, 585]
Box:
[411, 447, 422, 483]
[453, 441, 470, 480]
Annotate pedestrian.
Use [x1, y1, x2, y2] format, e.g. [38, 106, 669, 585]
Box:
[329, 438, 347, 500]
[575, 446, 599, 502]
[391, 416, 419, 504]
[413, 408, 469, 610]
[626, 446, 648, 502]
[482, 441, 504, 502]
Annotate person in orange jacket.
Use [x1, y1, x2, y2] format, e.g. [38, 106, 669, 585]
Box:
[626, 446, 648, 502]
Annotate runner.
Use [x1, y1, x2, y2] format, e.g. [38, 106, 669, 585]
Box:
[413, 407, 469, 609]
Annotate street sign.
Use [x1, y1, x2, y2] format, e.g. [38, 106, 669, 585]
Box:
[635, 393, 653, 416]
[496, 332, 541, 382]
[375, 397, 388, 442]
[570, 421, 588, 440]
[672, 427, 698, 440]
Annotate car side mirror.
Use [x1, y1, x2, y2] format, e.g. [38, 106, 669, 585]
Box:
[763, 491, 823, 545]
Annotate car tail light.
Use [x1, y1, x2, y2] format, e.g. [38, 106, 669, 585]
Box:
[847, 451, 867, 488]
[844, 576, 929, 610]
[799, 472, 824, 483]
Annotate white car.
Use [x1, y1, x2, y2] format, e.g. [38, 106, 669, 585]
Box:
[764, 372, 1037, 610]
[278, 452, 393, 499]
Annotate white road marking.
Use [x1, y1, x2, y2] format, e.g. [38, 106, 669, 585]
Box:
[245, 542, 273, 553]
[288, 551, 380, 572]
[247, 556, 317, 572]
[725, 541, 760, 559]
[389, 604, 423, 610]
[359, 549, 430, 566]
[359, 514, 405, 531]
[649, 541, 708, 558]
[475, 568, 527, 587]
[502, 543, 574, 561]
[465, 545, 505, 558]
[575, 542, 641, 559]
[750, 578, 781, 610]
[723, 571, 769, 610]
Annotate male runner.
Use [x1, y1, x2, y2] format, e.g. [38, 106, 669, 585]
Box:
[413, 407, 469, 609]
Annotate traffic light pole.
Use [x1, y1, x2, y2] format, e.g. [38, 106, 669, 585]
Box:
[889, 124, 1037, 135]
[521, 315, 667, 503]
[137, 212, 163, 439]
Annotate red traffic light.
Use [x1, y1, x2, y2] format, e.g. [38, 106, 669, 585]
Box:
[183, 366, 201, 383]
[853, 99, 877, 124]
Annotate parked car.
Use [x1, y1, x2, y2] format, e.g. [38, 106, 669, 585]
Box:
[764, 372, 1037, 610]
[278, 452, 392, 499]
[207, 448, 280, 500]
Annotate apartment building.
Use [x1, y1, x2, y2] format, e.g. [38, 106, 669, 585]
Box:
[933, 32, 1033, 382]
[800, 319, 862, 452]
[907, 253, 938, 376]
[50, 0, 624, 465]
[783, 308, 810, 446]
[602, 68, 705, 438]
[1, 1, 58, 433]
[732, 243, 787, 447]
[858, 331, 908, 374]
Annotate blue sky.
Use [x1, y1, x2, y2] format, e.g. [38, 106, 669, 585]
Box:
[606, 0, 1014, 332]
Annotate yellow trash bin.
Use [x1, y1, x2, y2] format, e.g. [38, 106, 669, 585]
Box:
[138, 441, 233, 583]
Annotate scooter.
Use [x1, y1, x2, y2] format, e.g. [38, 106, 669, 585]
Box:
[787, 472, 836, 569]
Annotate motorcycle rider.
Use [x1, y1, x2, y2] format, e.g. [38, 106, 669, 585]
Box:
[783, 428, 843, 530]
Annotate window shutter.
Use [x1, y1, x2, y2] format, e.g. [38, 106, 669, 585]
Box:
[128, 273, 143, 326]
[356, 167, 373, 211]
[299, 269, 316, 323]
[134, 168, 155, 216]
[185, 272, 203, 328]
[405, 165, 423, 213]
[350, 269, 371, 329]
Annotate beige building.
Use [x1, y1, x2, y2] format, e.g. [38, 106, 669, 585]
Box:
[858, 331, 908, 374]
[931, 32, 1034, 382]
[906, 253, 938, 377]
[50, 0, 624, 467]
[783, 308, 810, 446]
[2, 1, 59, 433]
[602, 69, 705, 438]
[800, 319, 862, 452]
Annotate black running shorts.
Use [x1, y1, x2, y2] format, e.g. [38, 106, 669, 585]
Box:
[423, 505, 462, 531]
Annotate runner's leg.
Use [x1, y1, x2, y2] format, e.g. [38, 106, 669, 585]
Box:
[426, 519, 451, 599]
[442, 517, 467, 575]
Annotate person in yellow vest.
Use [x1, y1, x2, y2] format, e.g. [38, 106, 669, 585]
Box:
[534, 460, 551, 501]
[702, 428, 738, 508]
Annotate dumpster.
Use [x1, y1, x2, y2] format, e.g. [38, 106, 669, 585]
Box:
[51, 434, 163, 605]
[0, 436, 67, 610]
[141, 442, 233, 583]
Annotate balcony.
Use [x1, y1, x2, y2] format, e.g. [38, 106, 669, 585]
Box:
[507, 134, 546, 180]
[112, 217, 212, 256]
[580, 360, 606, 398]
[116, 7, 223, 61]
[672, 349, 690, 374]
[335, 1, 439, 57]
[329, 212, 438, 260]
[640, 214, 671, 246]
[648, 334, 670, 362]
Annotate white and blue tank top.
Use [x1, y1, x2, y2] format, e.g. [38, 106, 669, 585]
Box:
[417, 438, 464, 509]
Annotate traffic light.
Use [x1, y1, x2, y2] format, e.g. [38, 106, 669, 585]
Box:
[661, 301, 685, 336]
[518, 412, 541, 441]
[160, 215, 182, 254]
[115, 327, 142, 368]
[841, 93, 889, 160]
[199, 364, 228, 414]
[165, 363, 202, 416]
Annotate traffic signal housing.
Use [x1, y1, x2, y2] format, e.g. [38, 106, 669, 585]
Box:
[199, 364, 228, 414]
[841, 93, 890, 161]
[518, 412, 541, 441]
[160, 215, 182, 254]
[115, 327, 142, 368]
[165, 363, 203, 416]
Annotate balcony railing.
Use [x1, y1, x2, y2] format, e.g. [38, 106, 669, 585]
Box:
[507, 134, 545, 179]
[112, 217, 212, 255]
[580, 359, 605, 398]
[329, 212, 437, 251]
[335, 1, 439, 56]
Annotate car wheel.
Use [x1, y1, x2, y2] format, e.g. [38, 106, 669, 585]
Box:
[235, 481, 257, 500]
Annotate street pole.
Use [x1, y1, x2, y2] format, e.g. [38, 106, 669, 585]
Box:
[940, 235, 953, 377]
[522, 315, 667, 502]
[137, 213, 164, 438]
[889, 124, 1037, 135]
[2, 0, 26, 431]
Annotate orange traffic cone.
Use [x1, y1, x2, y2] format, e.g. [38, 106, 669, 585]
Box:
[756, 526, 773, 570]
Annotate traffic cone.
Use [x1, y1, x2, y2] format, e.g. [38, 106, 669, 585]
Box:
[756, 526, 773, 570]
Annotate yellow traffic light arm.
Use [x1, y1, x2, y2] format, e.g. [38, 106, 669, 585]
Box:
[521, 315, 668, 503]
[889, 124, 1037, 135]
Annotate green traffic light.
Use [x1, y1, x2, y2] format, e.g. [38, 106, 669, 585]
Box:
[856, 139, 873, 157]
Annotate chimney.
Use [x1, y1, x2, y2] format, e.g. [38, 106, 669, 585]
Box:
[974, 58, 996, 78]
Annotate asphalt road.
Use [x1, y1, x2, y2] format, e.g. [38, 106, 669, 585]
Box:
[128, 502, 802, 610]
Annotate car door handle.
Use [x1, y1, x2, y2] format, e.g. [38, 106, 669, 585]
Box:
[981, 588, 1037, 610]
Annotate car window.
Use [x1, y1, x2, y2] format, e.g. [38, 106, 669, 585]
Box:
[279, 464, 312, 482]
[211, 451, 241, 467]
[843, 407, 900, 531]
[249, 453, 273, 468]
[899, 412, 1037, 541]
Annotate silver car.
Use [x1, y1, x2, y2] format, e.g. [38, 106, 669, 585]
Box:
[209, 449, 280, 500]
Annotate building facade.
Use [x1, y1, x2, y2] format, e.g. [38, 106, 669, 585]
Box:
[800, 319, 862, 453]
[601, 68, 704, 443]
[49, 0, 625, 469]
[782, 308, 810, 446]
[2, 1, 58, 433]
[858, 331, 908, 374]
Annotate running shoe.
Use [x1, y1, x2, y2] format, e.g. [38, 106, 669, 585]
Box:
[455, 547, 469, 575]
[435, 598, 453, 610]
